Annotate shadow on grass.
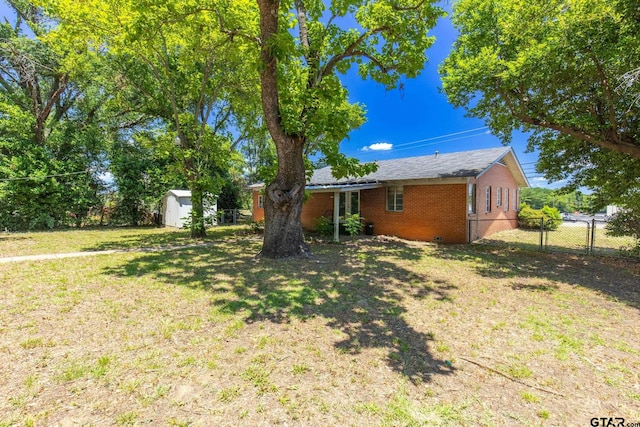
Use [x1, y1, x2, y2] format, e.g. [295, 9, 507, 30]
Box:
[84, 226, 245, 252]
[433, 242, 640, 309]
[102, 237, 454, 384]
[0, 234, 29, 242]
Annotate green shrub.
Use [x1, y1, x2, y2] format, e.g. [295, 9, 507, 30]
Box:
[344, 214, 364, 239]
[517, 204, 542, 229]
[28, 213, 56, 230]
[541, 206, 562, 230]
[250, 220, 264, 234]
[606, 209, 640, 256]
[314, 216, 334, 236]
[518, 203, 561, 230]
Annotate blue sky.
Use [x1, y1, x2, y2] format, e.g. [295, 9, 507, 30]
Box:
[336, 9, 554, 188]
[0, 1, 556, 188]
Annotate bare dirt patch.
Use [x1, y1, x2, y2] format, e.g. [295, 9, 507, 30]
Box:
[0, 230, 638, 425]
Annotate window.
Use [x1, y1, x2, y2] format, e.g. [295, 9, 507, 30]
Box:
[485, 186, 492, 213]
[339, 191, 360, 217]
[514, 189, 519, 210]
[258, 194, 264, 209]
[496, 187, 502, 207]
[387, 185, 403, 211]
[504, 188, 509, 211]
[468, 183, 476, 214]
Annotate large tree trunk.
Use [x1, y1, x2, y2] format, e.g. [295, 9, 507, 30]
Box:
[260, 136, 309, 258]
[257, 0, 310, 258]
[182, 154, 207, 238]
[189, 186, 207, 238]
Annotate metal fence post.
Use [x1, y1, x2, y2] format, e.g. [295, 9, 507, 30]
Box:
[545, 225, 549, 250]
[590, 219, 596, 255]
[539, 218, 544, 250]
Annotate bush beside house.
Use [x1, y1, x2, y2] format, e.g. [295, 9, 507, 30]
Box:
[518, 203, 562, 230]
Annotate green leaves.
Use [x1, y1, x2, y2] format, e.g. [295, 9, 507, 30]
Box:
[264, 0, 444, 165]
[442, 0, 640, 212]
[41, 0, 263, 234]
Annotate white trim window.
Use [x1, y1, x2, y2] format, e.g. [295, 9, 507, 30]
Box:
[485, 186, 492, 213]
[497, 187, 502, 207]
[468, 183, 477, 214]
[504, 188, 509, 211]
[387, 185, 403, 212]
[258, 194, 264, 209]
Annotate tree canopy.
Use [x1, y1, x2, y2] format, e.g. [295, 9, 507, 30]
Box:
[44, 0, 260, 236]
[0, 1, 108, 230]
[440, 0, 640, 209]
[248, 0, 444, 258]
[520, 187, 592, 212]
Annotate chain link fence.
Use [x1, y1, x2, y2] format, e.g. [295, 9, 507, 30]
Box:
[216, 209, 252, 225]
[471, 218, 638, 258]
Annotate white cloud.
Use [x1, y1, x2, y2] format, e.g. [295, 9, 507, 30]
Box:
[362, 142, 393, 151]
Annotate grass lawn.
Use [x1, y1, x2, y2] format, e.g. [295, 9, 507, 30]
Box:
[0, 226, 242, 257]
[483, 223, 638, 256]
[0, 227, 639, 426]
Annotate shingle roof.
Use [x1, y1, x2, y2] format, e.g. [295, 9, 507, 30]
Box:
[309, 147, 514, 185]
[165, 190, 191, 198]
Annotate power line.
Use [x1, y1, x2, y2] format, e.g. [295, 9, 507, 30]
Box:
[0, 170, 90, 182]
[388, 132, 491, 154]
[358, 131, 490, 158]
[390, 126, 489, 148]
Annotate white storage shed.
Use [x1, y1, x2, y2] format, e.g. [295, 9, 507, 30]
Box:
[162, 190, 217, 228]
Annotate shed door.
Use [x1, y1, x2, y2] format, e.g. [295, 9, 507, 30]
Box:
[164, 196, 178, 227]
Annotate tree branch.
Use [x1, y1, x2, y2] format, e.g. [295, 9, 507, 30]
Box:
[39, 74, 68, 126]
[390, 0, 426, 12]
[320, 26, 391, 81]
[502, 87, 640, 158]
[587, 48, 619, 142]
[256, 0, 291, 145]
[295, 0, 310, 52]
[211, 104, 232, 136]
[210, 7, 261, 46]
[0, 73, 27, 110]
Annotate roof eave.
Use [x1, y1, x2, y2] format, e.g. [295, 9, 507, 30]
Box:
[475, 147, 529, 187]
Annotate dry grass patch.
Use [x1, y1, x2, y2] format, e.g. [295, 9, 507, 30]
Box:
[0, 225, 241, 257]
[0, 229, 638, 425]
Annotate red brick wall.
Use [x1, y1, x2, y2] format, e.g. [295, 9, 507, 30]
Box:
[252, 190, 333, 229]
[253, 161, 522, 243]
[252, 191, 264, 222]
[301, 192, 333, 229]
[361, 184, 468, 243]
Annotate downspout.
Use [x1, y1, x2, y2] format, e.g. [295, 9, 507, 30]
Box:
[466, 177, 473, 243]
[333, 191, 340, 242]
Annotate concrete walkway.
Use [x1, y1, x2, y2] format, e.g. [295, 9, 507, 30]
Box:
[0, 242, 216, 264]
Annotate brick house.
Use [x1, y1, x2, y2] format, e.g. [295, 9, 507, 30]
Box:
[251, 147, 529, 243]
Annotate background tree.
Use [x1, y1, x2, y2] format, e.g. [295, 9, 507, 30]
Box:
[0, 1, 107, 230]
[45, 0, 261, 237]
[246, 0, 444, 258]
[240, 129, 277, 188]
[440, 0, 640, 214]
[520, 187, 592, 212]
[109, 132, 186, 226]
[606, 199, 640, 254]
